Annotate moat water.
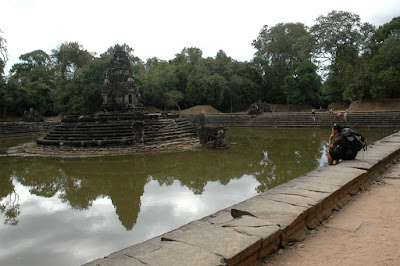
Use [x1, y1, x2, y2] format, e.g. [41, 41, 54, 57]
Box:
[0, 127, 396, 266]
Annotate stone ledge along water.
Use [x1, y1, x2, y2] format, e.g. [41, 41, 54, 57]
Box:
[84, 131, 400, 266]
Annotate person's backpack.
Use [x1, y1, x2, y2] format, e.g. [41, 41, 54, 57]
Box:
[342, 128, 367, 151]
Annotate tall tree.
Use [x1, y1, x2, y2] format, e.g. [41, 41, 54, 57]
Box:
[0, 29, 8, 114]
[8, 50, 54, 115]
[283, 61, 321, 106]
[137, 57, 179, 109]
[69, 56, 110, 114]
[170, 47, 204, 108]
[252, 23, 313, 104]
[310, 10, 375, 102]
[52, 42, 93, 85]
[0, 29, 7, 77]
[369, 29, 400, 99]
[51, 42, 93, 114]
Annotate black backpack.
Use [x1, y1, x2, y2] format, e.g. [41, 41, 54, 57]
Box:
[342, 128, 367, 151]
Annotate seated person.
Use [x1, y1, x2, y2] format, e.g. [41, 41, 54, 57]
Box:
[328, 124, 357, 165]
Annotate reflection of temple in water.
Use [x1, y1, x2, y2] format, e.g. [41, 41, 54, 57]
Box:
[108, 178, 144, 230]
[6, 159, 147, 230]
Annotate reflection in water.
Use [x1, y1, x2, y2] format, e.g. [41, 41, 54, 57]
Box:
[0, 127, 396, 266]
[0, 174, 20, 225]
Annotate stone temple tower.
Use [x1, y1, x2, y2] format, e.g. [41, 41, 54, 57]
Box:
[102, 49, 140, 111]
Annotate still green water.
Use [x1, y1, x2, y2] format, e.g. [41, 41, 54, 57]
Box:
[0, 127, 396, 265]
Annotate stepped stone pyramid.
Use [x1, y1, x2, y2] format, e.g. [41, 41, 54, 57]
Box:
[36, 49, 198, 148]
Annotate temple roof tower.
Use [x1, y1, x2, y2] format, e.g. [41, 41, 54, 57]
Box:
[102, 49, 140, 111]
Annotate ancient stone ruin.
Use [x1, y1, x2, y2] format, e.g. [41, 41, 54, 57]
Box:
[22, 108, 44, 122]
[102, 49, 140, 111]
[36, 49, 199, 149]
[196, 114, 228, 148]
[247, 101, 272, 115]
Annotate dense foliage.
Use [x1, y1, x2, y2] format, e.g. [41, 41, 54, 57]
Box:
[0, 11, 399, 116]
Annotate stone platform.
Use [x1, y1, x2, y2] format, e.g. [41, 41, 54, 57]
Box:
[36, 112, 197, 148]
[84, 131, 400, 266]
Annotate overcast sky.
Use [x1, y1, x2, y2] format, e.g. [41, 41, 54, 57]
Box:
[1, 0, 399, 72]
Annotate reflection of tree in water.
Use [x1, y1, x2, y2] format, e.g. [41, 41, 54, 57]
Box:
[2, 127, 337, 229]
[0, 160, 21, 225]
[225, 128, 328, 192]
[149, 128, 328, 194]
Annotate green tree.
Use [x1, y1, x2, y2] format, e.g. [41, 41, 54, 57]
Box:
[70, 56, 110, 114]
[137, 57, 179, 109]
[371, 17, 400, 47]
[283, 61, 321, 106]
[8, 50, 54, 115]
[369, 30, 400, 99]
[0, 29, 7, 76]
[165, 90, 184, 110]
[342, 56, 372, 101]
[52, 42, 92, 83]
[197, 73, 228, 107]
[170, 47, 204, 108]
[0, 29, 8, 115]
[186, 58, 211, 106]
[3, 79, 31, 115]
[310, 10, 375, 102]
[223, 62, 260, 112]
[52, 42, 93, 114]
[252, 23, 313, 103]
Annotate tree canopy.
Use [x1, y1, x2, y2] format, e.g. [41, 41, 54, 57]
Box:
[0, 12, 399, 116]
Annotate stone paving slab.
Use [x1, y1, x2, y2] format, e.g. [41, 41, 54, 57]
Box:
[161, 220, 262, 265]
[220, 215, 281, 254]
[85, 256, 144, 266]
[107, 238, 162, 260]
[263, 193, 317, 208]
[85, 237, 224, 266]
[282, 179, 343, 193]
[132, 241, 224, 266]
[85, 132, 400, 266]
[299, 167, 366, 187]
[207, 210, 233, 225]
[264, 186, 331, 206]
[230, 196, 308, 229]
[221, 215, 277, 228]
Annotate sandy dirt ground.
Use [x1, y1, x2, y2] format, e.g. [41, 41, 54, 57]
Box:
[263, 161, 400, 266]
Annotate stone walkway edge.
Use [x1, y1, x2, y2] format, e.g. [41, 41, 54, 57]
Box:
[84, 131, 400, 266]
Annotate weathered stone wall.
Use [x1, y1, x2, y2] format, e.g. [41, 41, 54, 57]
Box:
[182, 111, 400, 128]
[0, 121, 57, 135]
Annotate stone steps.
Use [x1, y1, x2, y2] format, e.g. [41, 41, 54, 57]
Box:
[36, 137, 137, 146]
[195, 111, 400, 128]
[143, 119, 195, 145]
[35, 114, 197, 147]
[145, 132, 196, 143]
[145, 124, 194, 134]
[43, 134, 135, 140]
